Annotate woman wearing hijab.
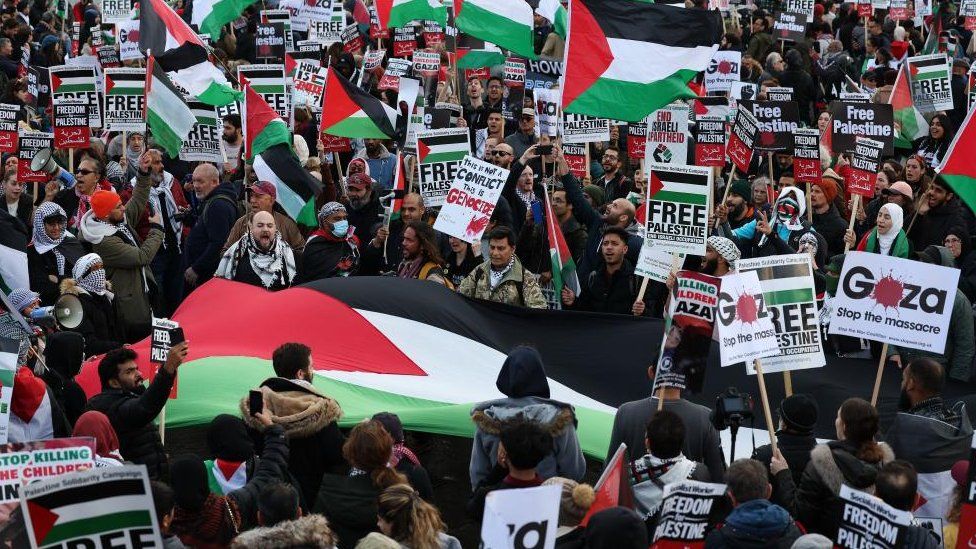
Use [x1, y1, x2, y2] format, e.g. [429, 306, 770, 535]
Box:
[843, 203, 912, 258]
[73, 411, 124, 466]
[913, 114, 955, 168]
[58, 253, 122, 356]
[41, 331, 87, 425]
[27, 202, 85, 305]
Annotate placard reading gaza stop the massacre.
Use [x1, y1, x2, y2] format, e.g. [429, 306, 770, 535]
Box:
[716, 271, 780, 366]
[829, 251, 959, 353]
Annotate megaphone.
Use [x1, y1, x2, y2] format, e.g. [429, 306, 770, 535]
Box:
[53, 294, 83, 329]
[30, 148, 69, 187]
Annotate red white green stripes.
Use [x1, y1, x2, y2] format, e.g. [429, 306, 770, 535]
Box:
[146, 56, 196, 158]
[938, 103, 976, 212]
[375, 0, 446, 30]
[890, 63, 929, 148]
[544, 192, 580, 300]
[455, 0, 535, 59]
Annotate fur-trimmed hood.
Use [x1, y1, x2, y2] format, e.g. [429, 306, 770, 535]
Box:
[240, 378, 343, 438]
[808, 441, 895, 495]
[230, 514, 337, 548]
[471, 396, 577, 437]
[58, 277, 112, 296]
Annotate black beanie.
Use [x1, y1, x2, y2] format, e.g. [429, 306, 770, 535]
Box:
[583, 508, 648, 549]
[169, 454, 209, 512]
[206, 414, 254, 462]
[372, 412, 405, 443]
[779, 394, 819, 434]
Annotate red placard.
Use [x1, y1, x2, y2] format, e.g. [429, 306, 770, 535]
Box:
[320, 133, 352, 152]
[694, 116, 725, 167]
[464, 67, 490, 81]
[17, 130, 52, 183]
[726, 132, 752, 174]
[794, 158, 821, 184]
[966, 16, 976, 31]
[695, 143, 725, 167]
[53, 102, 91, 149]
[857, 2, 873, 17]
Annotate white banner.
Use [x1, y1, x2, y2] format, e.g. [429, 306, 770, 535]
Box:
[716, 271, 780, 366]
[433, 155, 509, 244]
[704, 50, 741, 93]
[534, 88, 560, 137]
[480, 484, 560, 549]
[645, 103, 689, 165]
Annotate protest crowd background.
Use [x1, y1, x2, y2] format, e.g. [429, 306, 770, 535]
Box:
[2, 0, 976, 545]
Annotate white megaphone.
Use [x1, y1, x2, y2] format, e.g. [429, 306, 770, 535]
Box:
[26, 294, 84, 329]
[30, 148, 70, 188]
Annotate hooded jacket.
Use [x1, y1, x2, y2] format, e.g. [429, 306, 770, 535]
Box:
[184, 181, 240, 285]
[725, 187, 826, 260]
[41, 330, 88, 426]
[469, 347, 586, 488]
[230, 514, 338, 548]
[59, 278, 122, 356]
[705, 499, 804, 549]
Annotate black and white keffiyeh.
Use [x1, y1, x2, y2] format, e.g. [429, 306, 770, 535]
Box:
[217, 232, 296, 289]
[73, 253, 108, 296]
[32, 203, 68, 275]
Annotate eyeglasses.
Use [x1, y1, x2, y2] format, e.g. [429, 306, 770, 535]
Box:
[75, 168, 94, 175]
[492, 151, 511, 156]
[945, 237, 962, 244]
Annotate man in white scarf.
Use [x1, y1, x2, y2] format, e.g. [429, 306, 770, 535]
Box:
[216, 211, 296, 291]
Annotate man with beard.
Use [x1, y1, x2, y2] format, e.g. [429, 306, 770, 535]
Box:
[593, 147, 633, 204]
[298, 202, 361, 281]
[397, 220, 449, 285]
[714, 180, 757, 230]
[223, 181, 305, 255]
[475, 108, 506, 158]
[221, 114, 243, 176]
[363, 192, 426, 274]
[78, 152, 163, 342]
[344, 172, 384, 247]
[561, 226, 657, 316]
[183, 163, 240, 296]
[504, 107, 538, 159]
[355, 138, 396, 190]
[885, 358, 973, 521]
[910, 176, 970, 252]
[701, 236, 739, 277]
[87, 342, 189, 479]
[216, 211, 296, 290]
[485, 76, 505, 111]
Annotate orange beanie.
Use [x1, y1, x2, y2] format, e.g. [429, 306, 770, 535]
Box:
[90, 190, 120, 219]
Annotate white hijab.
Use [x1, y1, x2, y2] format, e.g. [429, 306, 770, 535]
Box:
[876, 203, 904, 256]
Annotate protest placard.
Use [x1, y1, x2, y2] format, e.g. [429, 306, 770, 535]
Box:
[695, 115, 726, 167]
[70, 22, 80, 56]
[260, 9, 293, 50]
[341, 23, 364, 53]
[847, 136, 884, 197]
[704, 50, 741, 93]
[180, 100, 222, 163]
[95, 45, 120, 69]
[117, 20, 143, 61]
[889, 0, 910, 19]
[17, 130, 52, 182]
[628, 117, 648, 160]
[907, 54, 953, 113]
[830, 101, 894, 155]
[634, 241, 675, 283]
[308, 19, 343, 45]
[21, 465, 162, 549]
[645, 164, 711, 256]
[561, 112, 609, 144]
[412, 50, 440, 78]
[651, 480, 727, 545]
[378, 58, 412, 91]
[727, 107, 759, 173]
[773, 11, 809, 42]
[299, 0, 336, 24]
[504, 57, 526, 88]
[0, 437, 94, 505]
[394, 26, 418, 58]
[738, 100, 800, 151]
[857, 0, 874, 16]
[292, 60, 327, 108]
[362, 49, 386, 73]
[53, 101, 90, 149]
[417, 128, 470, 208]
[654, 271, 721, 392]
[785, 0, 815, 16]
[792, 128, 821, 184]
[835, 485, 910, 549]
[256, 23, 287, 61]
[0, 104, 17, 153]
[829, 252, 959, 353]
[103, 67, 145, 132]
[429, 102, 462, 129]
[562, 142, 587, 179]
[292, 40, 326, 65]
[50, 65, 101, 128]
[737, 254, 825, 374]
[534, 88, 560, 137]
[839, 91, 871, 103]
[100, 0, 134, 22]
[26, 67, 39, 107]
[766, 86, 794, 102]
[239, 65, 289, 120]
[645, 103, 689, 165]
[433, 155, 509, 244]
[480, 484, 560, 549]
[731, 81, 758, 102]
[716, 271, 780, 366]
[423, 20, 445, 47]
[525, 58, 562, 90]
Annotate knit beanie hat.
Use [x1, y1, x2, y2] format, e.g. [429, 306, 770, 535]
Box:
[778, 393, 818, 434]
[813, 178, 839, 203]
[583, 508, 648, 549]
[583, 184, 606, 205]
[791, 534, 833, 549]
[206, 414, 254, 462]
[729, 179, 752, 200]
[543, 477, 596, 527]
[90, 190, 121, 219]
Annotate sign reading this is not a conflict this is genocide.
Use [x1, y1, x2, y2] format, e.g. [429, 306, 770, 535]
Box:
[432, 155, 509, 244]
[829, 251, 959, 354]
[644, 164, 712, 256]
[736, 254, 826, 374]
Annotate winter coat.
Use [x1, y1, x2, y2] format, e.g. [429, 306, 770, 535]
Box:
[297, 232, 361, 281]
[909, 199, 967, 252]
[956, 250, 976, 303]
[183, 181, 240, 284]
[795, 441, 894, 538]
[40, 331, 88, 426]
[346, 193, 385, 247]
[313, 473, 383, 549]
[594, 172, 633, 204]
[27, 235, 85, 305]
[355, 144, 397, 190]
[58, 278, 122, 357]
[241, 378, 346, 509]
[8, 192, 32, 233]
[571, 260, 658, 316]
[704, 499, 805, 549]
[469, 348, 586, 488]
[85, 367, 176, 479]
[227, 424, 290, 529]
[231, 514, 338, 548]
[752, 431, 817, 513]
[456, 257, 548, 309]
[812, 205, 848, 256]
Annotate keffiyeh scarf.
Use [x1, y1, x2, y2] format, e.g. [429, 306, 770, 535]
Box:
[32, 203, 68, 275]
[217, 232, 296, 289]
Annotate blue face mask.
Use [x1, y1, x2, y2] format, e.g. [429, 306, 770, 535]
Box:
[331, 220, 349, 237]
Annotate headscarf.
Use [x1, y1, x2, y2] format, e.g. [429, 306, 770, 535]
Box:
[31, 203, 68, 274]
[876, 203, 904, 256]
[124, 131, 144, 169]
[73, 411, 123, 462]
[773, 187, 806, 231]
[170, 455, 241, 546]
[7, 289, 38, 312]
[73, 253, 107, 296]
[317, 201, 346, 221]
[216, 231, 296, 289]
[706, 236, 740, 271]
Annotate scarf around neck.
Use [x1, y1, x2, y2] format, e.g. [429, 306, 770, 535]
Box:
[217, 232, 296, 289]
[629, 454, 696, 519]
[32, 202, 68, 274]
[397, 256, 424, 279]
[489, 255, 515, 290]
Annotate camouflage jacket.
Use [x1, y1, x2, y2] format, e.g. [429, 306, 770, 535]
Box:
[457, 257, 547, 309]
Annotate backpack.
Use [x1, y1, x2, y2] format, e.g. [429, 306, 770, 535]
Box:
[419, 262, 455, 290]
[202, 193, 245, 221]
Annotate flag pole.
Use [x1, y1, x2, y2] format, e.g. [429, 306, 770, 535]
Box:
[870, 343, 890, 406]
[843, 194, 861, 252]
[784, 371, 793, 396]
[754, 358, 778, 455]
[714, 168, 736, 228]
[656, 254, 685, 412]
[158, 403, 166, 444]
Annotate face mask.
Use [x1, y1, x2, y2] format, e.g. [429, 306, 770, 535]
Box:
[331, 220, 349, 238]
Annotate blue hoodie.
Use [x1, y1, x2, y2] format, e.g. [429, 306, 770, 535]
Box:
[705, 499, 803, 549]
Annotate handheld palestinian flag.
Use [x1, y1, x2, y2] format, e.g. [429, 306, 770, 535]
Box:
[921, 6, 943, 55]
[321, 67, 397, 138]
[253, 143, 320, 227]
[562, 0, 722, 122]
[140, 0, 241, 106]
[536, 0, 567, 38]
[580, 443, 634, 526]
[937, 102, 976, 212]
[145, 55, 196, 159]
[889, 63, 929, 149]
[455, 0, 535, 60]
[192, 0, 258, 41]
[243, 85, 290, 161]
[374, 0, 446, 30]
[456, 34, 506, 70]
[544, 191, 580, 301]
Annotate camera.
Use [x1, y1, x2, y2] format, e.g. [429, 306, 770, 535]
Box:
[710, 386, 754, 430]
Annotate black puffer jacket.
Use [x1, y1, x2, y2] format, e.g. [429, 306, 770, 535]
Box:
[570, 260, 660, 316]
[228, 424, 290, 528]
[86, 367, 176, 479]
[41, 331, 88, 426]
[59, 279, 123, 357]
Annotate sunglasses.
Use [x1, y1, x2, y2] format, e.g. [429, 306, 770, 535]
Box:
[492, 151, 511, 156]
[75, 168, 94, 175]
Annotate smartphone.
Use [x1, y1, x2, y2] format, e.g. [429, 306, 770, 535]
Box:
[537, 144, 553, 155]
[168, 327, 185, 346]
[249, 389, 263, 416]
[531, 200, 543, 224]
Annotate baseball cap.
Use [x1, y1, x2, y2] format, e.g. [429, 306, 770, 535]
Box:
[882, 181, 913, 200]
[521, 107, 535, 118]
[250, 181, 276, 198]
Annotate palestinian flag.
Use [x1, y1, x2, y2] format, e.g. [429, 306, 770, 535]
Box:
[22, 467, 157, 548]
[238, 65, 288, 120]
[544, 191, 580, 302]
[375, 0, 446, 30]
[536, 0, 567, 38]
[192, 0, 258, 41]
[562, 0, 722, 122]
[0, 212, 27, 295]
[244, 85, 290, 161]
[581, 444, 634, 526]
[253, 144, 320, 227]
[890, 63, 929, 149]
[456, 34, 506, 70]
[49, 67, 96, 95]
[455, 0, 535, 60]
[418, 128, 469, 164]
[104, 68, 145, 97]
[937, 104, 976, 211]
[140, 0, 241, 106]
[146, 55, 196, 158]
[390, 152, 407, 220]
[921, 7, 943, 55]
[321, 67, 397, 139]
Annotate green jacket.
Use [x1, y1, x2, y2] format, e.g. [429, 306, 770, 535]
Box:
[457, 257, 548, 309]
